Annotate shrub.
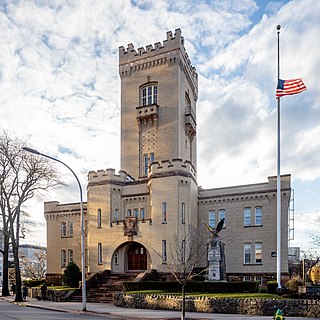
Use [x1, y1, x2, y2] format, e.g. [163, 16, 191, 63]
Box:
[267, 280, 278, 294]
[23, 279, 46, 287]
[63, 262, 82, 288]
[123, 281, 259, 293]
[286, 276, 304, 293]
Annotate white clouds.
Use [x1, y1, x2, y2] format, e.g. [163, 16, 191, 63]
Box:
[0, 0, 319, 249]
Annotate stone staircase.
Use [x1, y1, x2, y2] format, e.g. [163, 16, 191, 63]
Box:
[67, 271, 138, 303]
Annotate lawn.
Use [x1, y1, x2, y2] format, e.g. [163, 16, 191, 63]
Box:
[126, 291, 284, 299]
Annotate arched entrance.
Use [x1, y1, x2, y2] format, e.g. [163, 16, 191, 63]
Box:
[127, 242, 147, 271]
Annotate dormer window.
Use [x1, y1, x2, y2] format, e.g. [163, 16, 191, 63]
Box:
[141, 84, 158, 106]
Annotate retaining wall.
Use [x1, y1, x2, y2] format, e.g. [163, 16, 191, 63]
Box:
[114, 293, 320, 318]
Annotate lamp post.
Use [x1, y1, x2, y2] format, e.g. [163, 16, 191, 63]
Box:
[22, 147, 86, 311]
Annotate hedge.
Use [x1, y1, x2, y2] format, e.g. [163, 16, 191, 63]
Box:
[123, 281, 259, 293]
[23, 279, 46, 287]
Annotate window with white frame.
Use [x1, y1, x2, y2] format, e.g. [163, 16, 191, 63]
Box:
[134, 208, 138, 218]
[255, 242, 262, 264]
[61, 222, 67, 238]
[244, 243, 251, 264]
[97, 208, 102, 228]
[127, 209, 132, 217]
[162, 202, 167, 223]
[255, 207, 262, 225]
[98, 243, 102, 264]
[68, 249, 73, 263]
[219, 209, 225, 226]
[141, 84, 158, 106]
[181, 202, 185, 224]
[244, 207, 251, 226]
[243, 275, 251, 282]
[61, 249, 67, 267]
[162, 240, 167, 263]
[255, 276, 262, 285]
[208, 211, 215, 228]
[68, 221, 73, 237]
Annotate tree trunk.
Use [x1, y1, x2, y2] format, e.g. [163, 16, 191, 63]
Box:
[13, 209, 23, 302]
[1, 232, 10, 296]
[181, 283, 186, 320]
[13, 241, 23, 302]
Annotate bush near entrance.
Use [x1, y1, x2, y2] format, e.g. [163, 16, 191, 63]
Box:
[267, 281, 278, 294]
[123, 281, 259, 293]
[63, 262, 81, 288]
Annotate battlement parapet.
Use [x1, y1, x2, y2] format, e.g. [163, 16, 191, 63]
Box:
[148, 158, 196, 179]
[119, 29, 197, 83]
[88, 168, 128, 184]
[44, 201, 87, 216]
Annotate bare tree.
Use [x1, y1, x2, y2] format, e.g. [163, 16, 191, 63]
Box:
[0, 132, 59, 301]
[19, 247, 47, 280]
[156, 225, 208, 320]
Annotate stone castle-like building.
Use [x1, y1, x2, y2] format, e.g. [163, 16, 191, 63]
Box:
[44, 29, 291, 285]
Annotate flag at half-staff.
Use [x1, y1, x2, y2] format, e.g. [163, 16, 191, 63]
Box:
[276, 78, 306, 98]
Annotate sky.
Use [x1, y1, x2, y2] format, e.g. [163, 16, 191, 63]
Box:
[0, 0, 319, 253]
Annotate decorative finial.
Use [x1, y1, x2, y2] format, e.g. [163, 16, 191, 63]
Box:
[276, 25, 281, 31]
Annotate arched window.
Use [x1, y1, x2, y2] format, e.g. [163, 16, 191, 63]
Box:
[68, 221, 73, 237]
[140, 84, 158, 106]
[61, 249, 67, 267]
[61, 222, 67, 238]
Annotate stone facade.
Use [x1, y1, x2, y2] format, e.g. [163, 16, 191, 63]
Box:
[45, 29, 291, 285]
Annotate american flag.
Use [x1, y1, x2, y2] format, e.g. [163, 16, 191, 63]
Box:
[276, 78, 307, 98]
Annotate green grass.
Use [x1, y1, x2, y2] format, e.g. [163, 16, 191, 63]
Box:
[126, 291, 284, 300]
[35, 285, 78, 290]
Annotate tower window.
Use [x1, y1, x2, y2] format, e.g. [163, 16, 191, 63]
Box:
[162, 240, 167, 263]
[97, 208, 102, 228]
[98, 243, 102, 264]
[162, 202, 167, 223]
[141, 84, 158, 106]
[144, 153, 148, 176]
[181, 202, 185, 224]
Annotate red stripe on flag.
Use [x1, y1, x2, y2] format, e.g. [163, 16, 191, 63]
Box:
[276, 78, 307, 98]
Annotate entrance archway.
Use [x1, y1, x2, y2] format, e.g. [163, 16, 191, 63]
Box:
[127, 243, 147, 271]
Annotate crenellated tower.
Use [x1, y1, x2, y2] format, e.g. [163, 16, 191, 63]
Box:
[119, 28, 198, 179]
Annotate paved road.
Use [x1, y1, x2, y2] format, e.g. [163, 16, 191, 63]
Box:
[1, 295, 319, 320]
[0, 299, 121, 320]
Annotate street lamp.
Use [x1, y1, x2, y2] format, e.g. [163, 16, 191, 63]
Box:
[22, 147, 87, 311]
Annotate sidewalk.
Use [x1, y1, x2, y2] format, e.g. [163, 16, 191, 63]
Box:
[0, 295, 318, 320]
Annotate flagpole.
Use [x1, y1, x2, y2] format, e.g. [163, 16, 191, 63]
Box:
[276, 24, 282, 289]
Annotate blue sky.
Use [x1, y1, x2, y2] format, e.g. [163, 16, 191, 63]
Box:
[0, 0, 319, 252]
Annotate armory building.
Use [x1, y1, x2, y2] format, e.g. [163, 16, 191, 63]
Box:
[44, 29, 291, 286]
